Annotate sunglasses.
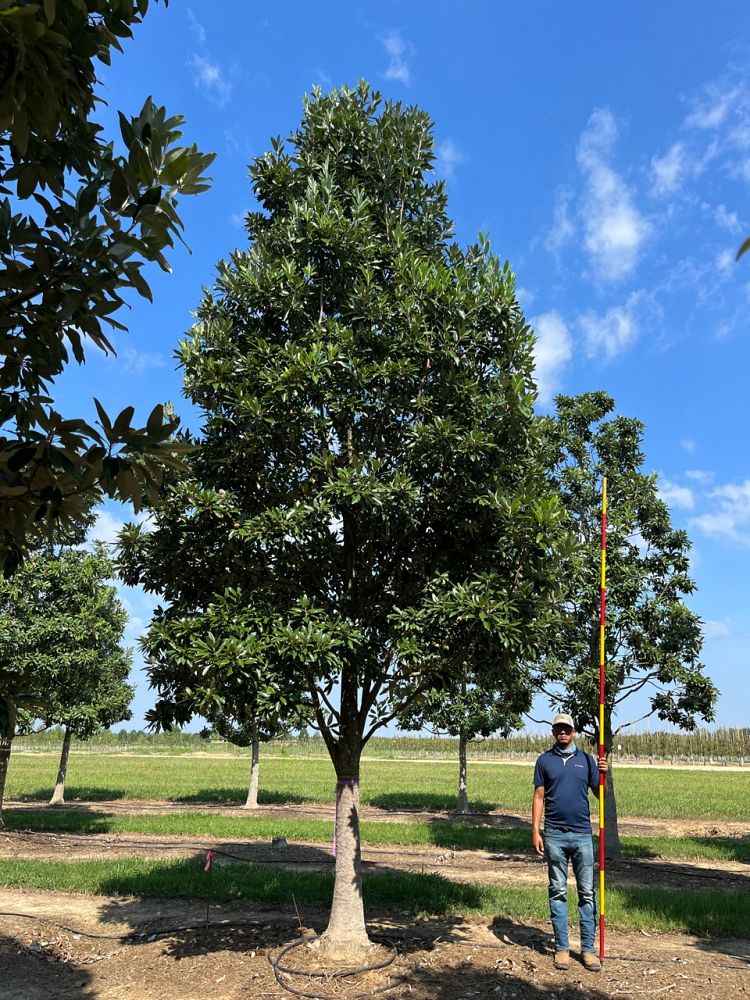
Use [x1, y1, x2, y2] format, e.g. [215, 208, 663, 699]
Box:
[552, 725, 574, 734]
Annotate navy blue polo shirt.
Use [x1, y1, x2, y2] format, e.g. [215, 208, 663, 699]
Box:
[533, 746, 599, 833]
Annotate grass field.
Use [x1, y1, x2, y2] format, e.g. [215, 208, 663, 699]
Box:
[6, 752, 750, 820]
[0, 856, 746, 937]
[4, 809, 749, 863]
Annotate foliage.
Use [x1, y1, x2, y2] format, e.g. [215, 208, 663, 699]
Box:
[539, 392, 718, 746]
[0, 541, 133, 741]
[0, 0, 214, 573]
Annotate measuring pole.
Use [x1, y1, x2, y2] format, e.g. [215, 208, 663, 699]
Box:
[599, 477, 608, 960]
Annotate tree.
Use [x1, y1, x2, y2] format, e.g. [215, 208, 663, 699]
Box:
[0, 0, 214, 574]
[140, 591, 311, 810]
[0, 540, 133, 821]
[539, 392, 718, 857]
[119, 83, 570, 960]
[398, 675, 532, 813]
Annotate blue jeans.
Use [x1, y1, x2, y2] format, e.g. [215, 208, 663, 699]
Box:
[544, 829, 597, 952]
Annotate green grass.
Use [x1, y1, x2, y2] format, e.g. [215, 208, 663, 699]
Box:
[5, 808, 750, 864]
[7, 752, 750, 820]
[0, 855, 746, 937]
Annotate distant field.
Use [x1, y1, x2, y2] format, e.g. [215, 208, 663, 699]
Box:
[6, 753, 750, 820]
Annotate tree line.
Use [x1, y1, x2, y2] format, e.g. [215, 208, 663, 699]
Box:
[0, 2, 720, 963]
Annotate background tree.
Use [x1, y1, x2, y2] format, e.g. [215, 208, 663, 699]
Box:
[0, 539, 133, 821]
[140, 590, 312, 810]
[0, 0, 214, 573]
[398, 674, 533, 813]
[539, 392, 718, 857]
[119, 83, 570, 960]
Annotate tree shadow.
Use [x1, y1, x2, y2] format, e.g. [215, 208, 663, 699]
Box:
[367, 791, 497, 812]
[621, 836, 750, 864]
[8, 785, 128, 802]
[0, 930, 97, 999]
[172, 787, 310, 805]
[3, 804, 120, 834]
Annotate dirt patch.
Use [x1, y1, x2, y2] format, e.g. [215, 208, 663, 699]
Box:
[0, 889, 748, 999]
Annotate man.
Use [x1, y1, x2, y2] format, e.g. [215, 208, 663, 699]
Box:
[532, 713, 608, 973]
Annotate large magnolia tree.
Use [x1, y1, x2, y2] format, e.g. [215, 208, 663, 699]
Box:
[539, 392, 718, 856]
[0, 0, 214, 574]
[119, 83, 570, 960]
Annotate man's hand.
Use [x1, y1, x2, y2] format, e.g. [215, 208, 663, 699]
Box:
[598, 757, 609, 774]
[532, 830, 545, 857]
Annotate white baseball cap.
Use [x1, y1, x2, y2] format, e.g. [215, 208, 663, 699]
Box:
[552, 713, 575, 729]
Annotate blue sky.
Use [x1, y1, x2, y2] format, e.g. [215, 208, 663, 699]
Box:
[62, 1, 750, 731]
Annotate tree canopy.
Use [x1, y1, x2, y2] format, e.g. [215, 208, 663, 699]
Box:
[538, 391, 718, 854]
[0, 0, 214, 573]
[119, 82, 571, 956]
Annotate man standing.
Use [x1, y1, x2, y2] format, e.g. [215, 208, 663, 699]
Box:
[532, 713, 608, 972]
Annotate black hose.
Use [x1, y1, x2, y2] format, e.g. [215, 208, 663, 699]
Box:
[269, 935, 403, 999]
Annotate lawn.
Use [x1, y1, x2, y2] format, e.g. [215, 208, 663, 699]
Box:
[6, 752, 750, 820]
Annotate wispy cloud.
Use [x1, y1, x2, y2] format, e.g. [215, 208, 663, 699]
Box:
[657, 475, 695, 510]
[189, 53, 233, 107]
[578, 290, 656, 360]
[576, 109, 651, 282]
[381, 30, 412, 85]
[544, 188, 576, 256]
[650, 142, 688, 196]
[685, 469, 714, 485]
[714, 203, 741, 234]
[88, 510, 128, 547]
[530, 311, 572, 405]
[187, 9, 206, 46]
[689, 478, 750, 545]
[686, 82, 742, 130]
[435, 138, 465, 180]
[681, 438, 697, 454]
[703, 618, 731, 639]
[119, 347, 168, 377]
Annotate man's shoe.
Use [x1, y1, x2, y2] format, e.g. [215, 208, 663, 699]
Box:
[581, 951, 602, 972]
[553, 950, 570, 970]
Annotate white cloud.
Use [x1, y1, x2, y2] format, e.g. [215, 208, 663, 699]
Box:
[715, 204, 741, 234]
[187, 9, 206, 46]
[189, 53, 233, 108]
[88, 510, 127, 546]
[686, 83, 742, 130]
[703, 619, 731, 639]
[657, 475, 694, 510]
[651, 142, 687, 196]
[689, 478, 750, 545]
[716, 248, 735, 280]
[381, 30, 412, 85]
[530, 311, 572, 405]
[577, 290, 653, 360]
[576, 109, 651, 282]
[119, 347, 168, 376]
[435, 138, 465, 180]
[681, 438, 697, 454]
[685, 469, 714, 485]
[545, 189, 576, 256]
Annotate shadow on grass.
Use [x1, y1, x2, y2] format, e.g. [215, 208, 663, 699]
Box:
[172, 788, 310, 806]
[0, 930, 97, 998]
[8, 785, 128, 803]
[368, 792, 497, 812]
[621, 836, 750, 864]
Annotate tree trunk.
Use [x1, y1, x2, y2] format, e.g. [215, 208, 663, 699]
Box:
[603, 757, 622, 860]
[49, 726, 72, 806]
[456, 730, 469, 813]
[243, 721, 260, 809]
[0, 739, 12, 827]
[317, 662, 372, 962]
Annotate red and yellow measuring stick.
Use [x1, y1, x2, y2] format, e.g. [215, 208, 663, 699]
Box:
[599, 477, 608, 960]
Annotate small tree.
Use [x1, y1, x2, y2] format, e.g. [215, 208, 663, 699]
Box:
[141, 591, 311, 809]
[398, 675, 532, 813]
[119, 83, 570, 959]
[0, 1, 214, 573]
[0, 541, 133, 819]
[539, 392, 718, 856]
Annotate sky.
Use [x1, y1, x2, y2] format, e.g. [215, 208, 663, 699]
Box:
[58, 1, 750, 732]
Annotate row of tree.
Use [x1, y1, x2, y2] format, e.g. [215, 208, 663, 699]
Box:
[0, 2, 720, 965]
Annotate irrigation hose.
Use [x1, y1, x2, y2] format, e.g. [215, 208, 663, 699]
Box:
[269, 935, 403, 999]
